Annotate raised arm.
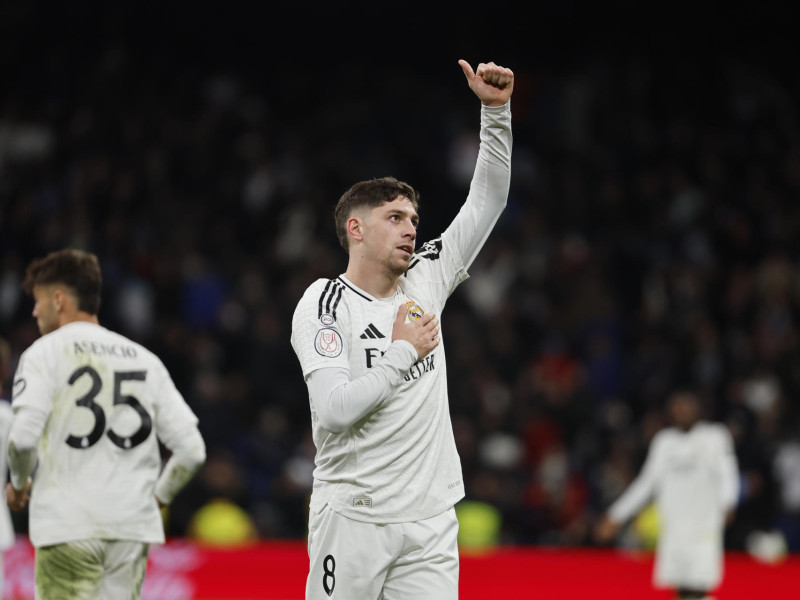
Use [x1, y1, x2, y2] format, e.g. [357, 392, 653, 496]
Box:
[443, 60, 514, 270]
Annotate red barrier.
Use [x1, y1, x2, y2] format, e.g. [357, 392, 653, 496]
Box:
[4, 537, 797, 599]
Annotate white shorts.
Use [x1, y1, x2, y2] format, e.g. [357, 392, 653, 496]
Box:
[35, 539, 149, 600]
[655, 541, 723, 590]
[306, 504, 459, 600]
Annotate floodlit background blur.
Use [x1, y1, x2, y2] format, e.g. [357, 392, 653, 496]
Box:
[1, 0, 799, 559]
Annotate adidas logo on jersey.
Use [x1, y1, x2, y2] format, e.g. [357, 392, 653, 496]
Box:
[353, 496, 373, 507]
[359, 324, 385, 340]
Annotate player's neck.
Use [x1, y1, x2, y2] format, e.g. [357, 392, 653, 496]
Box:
[58, 311, 100, 329]
[344, 261, 400, 299]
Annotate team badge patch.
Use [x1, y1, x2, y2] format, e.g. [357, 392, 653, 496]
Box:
[320, 313, 335, 325]
[405, 300, 424, 321]
[315, 328, 343, 357]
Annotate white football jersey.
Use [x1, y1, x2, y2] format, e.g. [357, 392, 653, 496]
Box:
[292, 234, 469, 523]
[292, 103, 512, 524]
[609, 422, 739, 588]
[11, 321, 199, 547]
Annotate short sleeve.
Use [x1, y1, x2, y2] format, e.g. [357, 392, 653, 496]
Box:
[291, 279, 352, 379]
[11, 342, 56, 415]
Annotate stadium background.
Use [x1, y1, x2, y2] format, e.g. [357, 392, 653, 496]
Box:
[1, 1, 799, 597]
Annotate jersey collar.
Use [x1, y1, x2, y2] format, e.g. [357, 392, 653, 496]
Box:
[337, 275, 401, 303]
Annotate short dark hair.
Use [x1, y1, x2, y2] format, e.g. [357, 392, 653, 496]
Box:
[668, 388, 700, 403]
[334, 177, 420, 252]
[23, 249, 102, 315]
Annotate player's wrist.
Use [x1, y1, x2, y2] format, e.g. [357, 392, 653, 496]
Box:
[9, 477, 28, 493]
[392, 339, 418, 362]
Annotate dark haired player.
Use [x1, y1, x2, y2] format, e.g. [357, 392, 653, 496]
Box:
[596, 390, 739, 600]
[291, 60, 513, 599]
[6, 248, 206, 599]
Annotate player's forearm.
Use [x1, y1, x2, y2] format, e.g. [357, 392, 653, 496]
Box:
[479, 102, 513, 170]
[8, 441, 37, 491]
[7, 406, 47, 490]
[308, 340, 418, 433]
[608, 473, 656, 524]
[154, 426, 206, 505]
[444, 103, 512, 269]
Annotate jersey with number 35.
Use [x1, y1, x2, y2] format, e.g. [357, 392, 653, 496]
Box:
[11, 321, 199, 547]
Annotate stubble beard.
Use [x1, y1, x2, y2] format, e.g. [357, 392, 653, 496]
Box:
[386, 254, 412, 279]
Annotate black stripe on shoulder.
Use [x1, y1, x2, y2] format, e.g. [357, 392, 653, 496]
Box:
[404, 238, 443, 277]
[331, 284, 344, 320]
[317, 279, 334, 318]
[337, 277, 372, 302]
[416, 238, 443, 261]
[404, 258, 420, 276]
[325, 280, 343, 316]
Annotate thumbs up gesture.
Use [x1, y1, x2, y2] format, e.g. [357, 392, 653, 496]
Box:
[459, 60, 514, 107]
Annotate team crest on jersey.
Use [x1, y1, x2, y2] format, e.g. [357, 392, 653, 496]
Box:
[405, 300, 424, 321]
[320, 313, 335, 326]
[315, 328, 343, 358]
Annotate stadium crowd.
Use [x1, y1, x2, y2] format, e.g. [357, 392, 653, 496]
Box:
[1, 5, 799, 554]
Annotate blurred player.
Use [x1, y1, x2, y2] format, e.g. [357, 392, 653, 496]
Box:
[5, 249, 206, 600]
[291, 59, 513, 599]
[595, 390, 740, 600]
[0, 337, 15, 600]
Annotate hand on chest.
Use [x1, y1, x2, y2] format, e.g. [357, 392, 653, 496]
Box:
[350, 296, 433, 372]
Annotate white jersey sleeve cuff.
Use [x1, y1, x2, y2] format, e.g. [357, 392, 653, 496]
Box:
[154, 425, 206, 505]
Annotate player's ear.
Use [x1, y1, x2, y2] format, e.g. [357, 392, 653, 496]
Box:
[347, 216, 364, 244]
[52, 288, 65, 312]
[52, 288, 74, 313]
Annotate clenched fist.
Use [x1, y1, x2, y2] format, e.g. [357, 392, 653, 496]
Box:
[459, 60, 514, 107]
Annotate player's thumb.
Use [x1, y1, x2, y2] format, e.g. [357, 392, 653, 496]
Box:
[458, 59, 475, 81]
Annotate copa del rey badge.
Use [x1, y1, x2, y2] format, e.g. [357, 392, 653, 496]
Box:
[405, 300, 424, 321]
[315, 327, 343, 358]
